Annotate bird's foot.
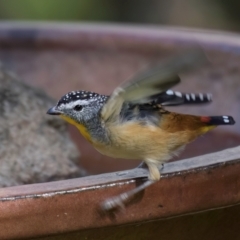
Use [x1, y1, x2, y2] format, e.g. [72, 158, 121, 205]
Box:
[101, 194, 127, 212]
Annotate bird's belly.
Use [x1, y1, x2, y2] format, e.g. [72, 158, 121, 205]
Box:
[93, 143, 140, 159]
[92, 122, 192, 161]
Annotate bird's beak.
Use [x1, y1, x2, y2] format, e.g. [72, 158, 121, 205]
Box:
[46, 106, 62, 115]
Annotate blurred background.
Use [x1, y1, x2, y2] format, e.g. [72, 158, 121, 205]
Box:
[0, 0, 239, 32]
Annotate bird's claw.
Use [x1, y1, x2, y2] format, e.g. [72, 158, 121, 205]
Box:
[101, 196, 126, 212]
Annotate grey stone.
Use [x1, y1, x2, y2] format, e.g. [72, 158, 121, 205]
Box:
[0, 65, 86, 187]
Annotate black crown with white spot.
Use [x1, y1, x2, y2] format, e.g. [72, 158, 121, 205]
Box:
[57, 90, 109, 106]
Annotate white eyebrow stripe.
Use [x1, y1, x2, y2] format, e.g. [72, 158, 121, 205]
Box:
[61, 99, 94, 109]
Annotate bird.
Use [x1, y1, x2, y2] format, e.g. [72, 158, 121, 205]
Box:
[47, 50, 235, 211]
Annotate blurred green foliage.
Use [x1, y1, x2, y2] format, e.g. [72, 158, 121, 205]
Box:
[0, 0, 239, 31]
[0, 0, 119, 21]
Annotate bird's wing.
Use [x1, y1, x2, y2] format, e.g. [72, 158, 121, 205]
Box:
[151, 90, 212, 106]
[101, 49, 206, 122]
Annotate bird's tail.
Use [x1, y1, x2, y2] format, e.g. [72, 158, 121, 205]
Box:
[198, 115, 235, 134]
[200, 116, 235, 125]
[162, 112, 235, 136]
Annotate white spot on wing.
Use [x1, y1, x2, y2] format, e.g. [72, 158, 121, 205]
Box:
[190, 93, 195, 101]
[175, 91, 182, 97]
[185, 94, 190, 101]
[224, 119, 230, 123]
[207, 94, 212, 101]
[166, 90, 174, 95]
[199, 93, 204, 101]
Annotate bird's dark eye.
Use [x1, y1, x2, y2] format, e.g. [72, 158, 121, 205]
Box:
[74, 105, 83, 111]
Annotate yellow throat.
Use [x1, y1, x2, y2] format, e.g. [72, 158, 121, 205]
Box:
[60, 115, 92, 143]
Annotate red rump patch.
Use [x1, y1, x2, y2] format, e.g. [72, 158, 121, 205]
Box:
[200, 116, 211, 123]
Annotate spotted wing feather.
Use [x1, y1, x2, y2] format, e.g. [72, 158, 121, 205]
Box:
[152, 91, 212, 106]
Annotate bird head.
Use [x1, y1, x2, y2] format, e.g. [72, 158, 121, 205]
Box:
[47, 90, 108, 126]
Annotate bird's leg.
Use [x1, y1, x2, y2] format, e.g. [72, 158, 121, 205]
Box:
[137, 161, 164, 171]
[145, 159, 161, 181]
[101, 179, 155, 211]
[136, 161, 148, 169]
[101, 160, 160, 211]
